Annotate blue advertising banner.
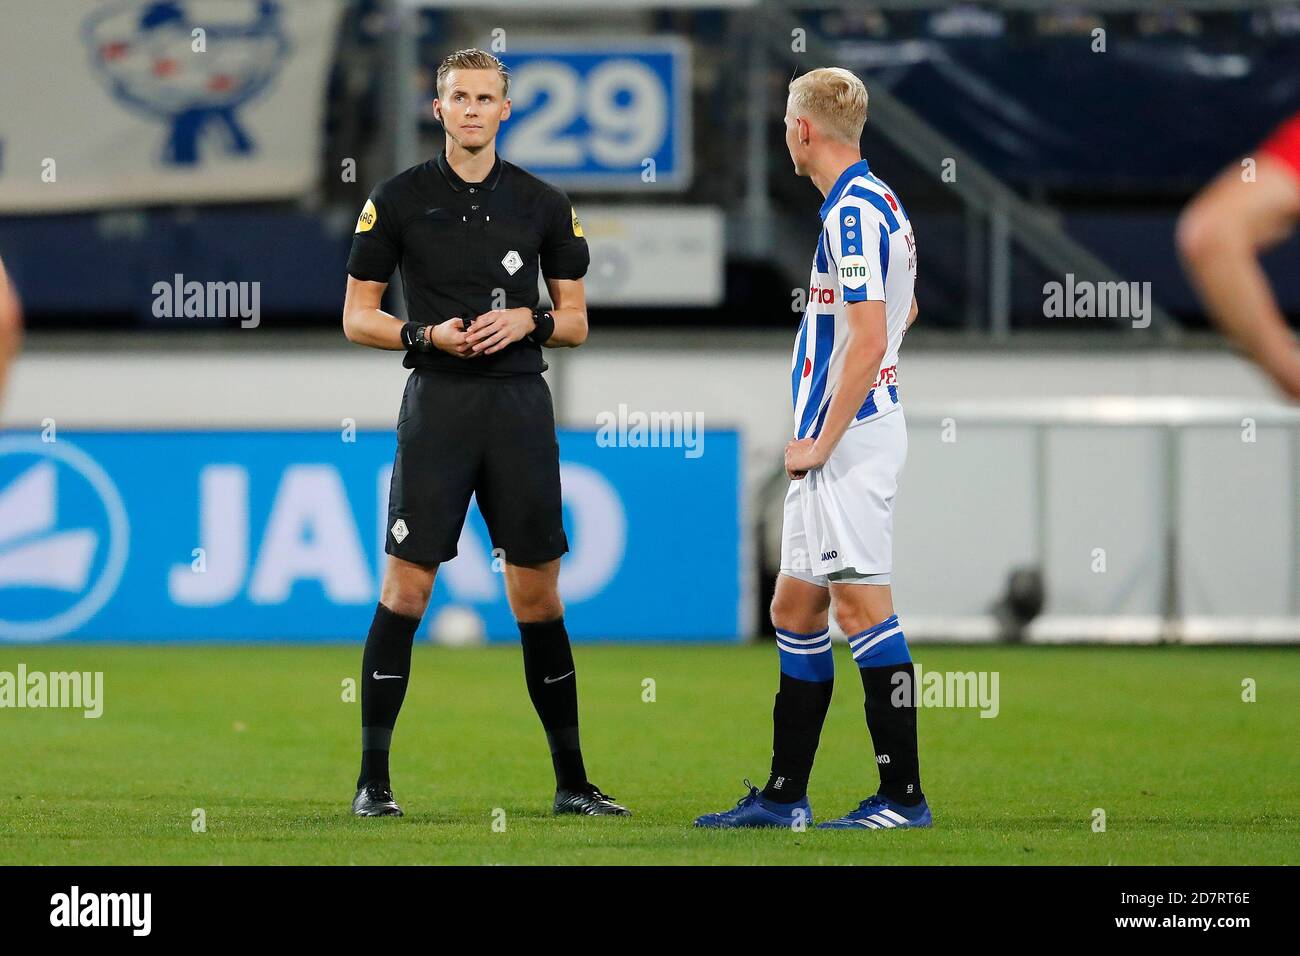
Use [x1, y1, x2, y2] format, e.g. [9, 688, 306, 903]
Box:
[496, 42, 691, 190]
[0, 430, 741, 643]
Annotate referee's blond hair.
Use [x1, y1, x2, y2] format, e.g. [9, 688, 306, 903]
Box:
[788, 68, 869, 144]
[436, 48, 510, 98]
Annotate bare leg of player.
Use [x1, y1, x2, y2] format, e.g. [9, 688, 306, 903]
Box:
[771, 571, 832, 636]
[378, 554, 438, 619]
[501, 558, 564, 623]
[830, 579, 894, 635]
[1177, 154, 1300, 400]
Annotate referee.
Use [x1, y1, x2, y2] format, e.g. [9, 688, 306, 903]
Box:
[342, 49, 628, 818]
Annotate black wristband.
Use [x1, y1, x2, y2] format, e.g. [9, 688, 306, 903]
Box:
[400, 321, 431, 351]
[528, 309, 555, 345]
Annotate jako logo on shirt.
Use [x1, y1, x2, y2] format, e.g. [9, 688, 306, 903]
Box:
[820, 550, 837, 561]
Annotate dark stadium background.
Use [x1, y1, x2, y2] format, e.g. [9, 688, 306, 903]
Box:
[5, 1, 1299, 334]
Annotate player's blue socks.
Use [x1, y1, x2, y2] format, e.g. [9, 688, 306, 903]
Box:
[776, 626, 836, 682]
[848, 614, 910, 667]
[848, 615, 924, 807]
[762, 627, 835, 804]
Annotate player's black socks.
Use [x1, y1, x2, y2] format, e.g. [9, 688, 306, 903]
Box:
[518, 617, 587, 790]
[850, 615, 923, 806]
[763, 627, 835, 804]
[357, 601, 421, 789]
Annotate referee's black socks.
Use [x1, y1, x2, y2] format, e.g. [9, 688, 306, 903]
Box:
[518, 617, 587, 791]
[357, 601, 420, 789]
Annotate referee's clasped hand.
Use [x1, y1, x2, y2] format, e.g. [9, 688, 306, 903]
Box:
[466, 307, 535, 356]
[430, 317, 477, 359]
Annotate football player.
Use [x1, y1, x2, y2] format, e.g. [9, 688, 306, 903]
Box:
[696, 68, 930, 831]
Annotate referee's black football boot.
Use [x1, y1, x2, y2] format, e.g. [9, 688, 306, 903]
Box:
[553, 782, 631, 816]
[352, 782, 403, 817]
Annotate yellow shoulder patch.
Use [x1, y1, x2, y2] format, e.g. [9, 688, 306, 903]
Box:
[571, 206, 584, 238]
[355, 198, 377, 234]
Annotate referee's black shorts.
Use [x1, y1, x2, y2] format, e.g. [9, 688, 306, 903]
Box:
[385, 369, 569, 566]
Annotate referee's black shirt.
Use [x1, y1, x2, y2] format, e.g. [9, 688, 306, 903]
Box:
[347, 152, 590, 376]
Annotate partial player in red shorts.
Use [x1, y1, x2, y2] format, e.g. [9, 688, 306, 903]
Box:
[1178, 113, 1300, 400]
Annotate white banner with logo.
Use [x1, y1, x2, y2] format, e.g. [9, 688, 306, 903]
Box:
[575, 205, 724, 307]
[0, 0, 342, 213]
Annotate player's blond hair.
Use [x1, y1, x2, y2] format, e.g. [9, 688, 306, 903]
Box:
[436, 48, 510, 98]
[788, 68, 869, 144]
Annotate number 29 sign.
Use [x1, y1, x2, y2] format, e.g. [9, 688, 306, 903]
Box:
[497, 42, 691, 190]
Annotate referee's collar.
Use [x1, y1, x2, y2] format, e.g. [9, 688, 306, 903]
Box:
[819, 158, 871, 220]
[436, 151, 504, 192]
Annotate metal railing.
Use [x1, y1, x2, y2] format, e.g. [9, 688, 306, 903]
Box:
[744, 0, 1183, 339]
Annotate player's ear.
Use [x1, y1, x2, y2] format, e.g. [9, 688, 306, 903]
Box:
[432, 99, 443, 124]
[500, 98, 511, 122]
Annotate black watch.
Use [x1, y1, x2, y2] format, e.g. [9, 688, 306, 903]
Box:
[400, 321, 432, 352]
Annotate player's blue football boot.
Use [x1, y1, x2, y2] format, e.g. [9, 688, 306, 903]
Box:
[694, 780, 813, 829]
[817, 793, 932, 830]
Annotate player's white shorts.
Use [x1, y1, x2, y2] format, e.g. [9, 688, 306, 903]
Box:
[780, 409, 907, 587]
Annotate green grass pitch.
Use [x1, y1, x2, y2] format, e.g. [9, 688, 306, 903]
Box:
[1, 643, 1296, 865]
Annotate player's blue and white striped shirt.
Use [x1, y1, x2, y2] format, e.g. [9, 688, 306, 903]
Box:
[791, 158, 916, 438]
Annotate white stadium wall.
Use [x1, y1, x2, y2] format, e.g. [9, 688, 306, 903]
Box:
[6, 336, 1298, 642]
